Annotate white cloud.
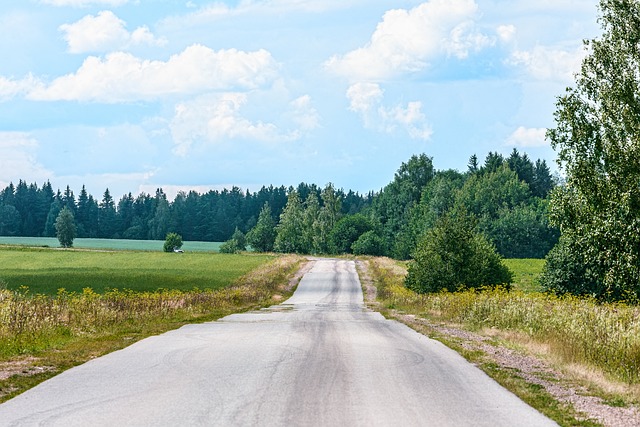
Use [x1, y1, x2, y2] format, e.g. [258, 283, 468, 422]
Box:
[497, 25, 516, 43]
[41, 0, 128, 6]
[506, 126, 548, 147]
[28, 45, 279, 102]
[508, 45, 586, 82]
[170, 93, 298, 156]
[289, 95, 320, 131]
[325, 0, 492, 81]
[346, 82, 432, 140]
[0, 75, 42, 102]
[0, 132, 53, 187]
[59, 11, 166, 53]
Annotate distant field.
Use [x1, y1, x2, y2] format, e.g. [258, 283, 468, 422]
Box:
[0, 237, 223, 252]
[503, 258, 545, 292]
[0, 246, 272, 295]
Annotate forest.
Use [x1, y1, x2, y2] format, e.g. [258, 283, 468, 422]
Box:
[0, 148, 557, 261]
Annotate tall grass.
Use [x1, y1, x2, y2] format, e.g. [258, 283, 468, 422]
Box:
[0, 254, 303, 360]
[371, 257, 640, 385]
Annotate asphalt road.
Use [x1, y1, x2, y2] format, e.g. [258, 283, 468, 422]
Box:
[0, 259, 557, 426]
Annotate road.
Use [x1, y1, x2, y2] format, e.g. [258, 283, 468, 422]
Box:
[0, 259, 557, 426]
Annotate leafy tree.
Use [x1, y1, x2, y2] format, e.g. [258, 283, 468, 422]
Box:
[55, 206, 76, 248]
[163, 232, 183, 252]
[455, 165, 530, 220]
[351, 230, 384, 256]
[246, 203, 276, 252]
[544, 0, 640, 301]
[328, 214, 373, 254]
[274, 190, 305, 253]
[405, 209, 513, 293]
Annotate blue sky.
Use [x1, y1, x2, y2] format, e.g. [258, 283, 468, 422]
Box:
[0, 0, 600, 199]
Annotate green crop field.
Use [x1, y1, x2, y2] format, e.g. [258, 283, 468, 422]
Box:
[0, 237, 223, 252]
[0, 246, 272, 295]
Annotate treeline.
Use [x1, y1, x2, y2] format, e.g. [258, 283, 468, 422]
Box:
[240, 149, 558, 260]
[0, 182, 371, 242]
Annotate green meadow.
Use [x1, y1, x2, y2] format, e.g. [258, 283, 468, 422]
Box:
[0, 237, 223, 252]
[0, 246, 271, 295]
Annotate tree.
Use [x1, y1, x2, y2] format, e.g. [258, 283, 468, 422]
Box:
[163, 232, 183, 252]
[405, 209, 513, 294]
[274, 190, 305, 253]
[55, 207, 76, 248]
[544, 0, 640, 301]
[246, 203, 276, 252]
[328, 214, 373, 254]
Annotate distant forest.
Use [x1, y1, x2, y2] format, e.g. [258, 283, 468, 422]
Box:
[0, 149, 558, 259]
[0, 180, 371, 243]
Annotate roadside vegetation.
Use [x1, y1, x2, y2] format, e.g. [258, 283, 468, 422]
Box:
[0, 251, 304, 402]
[365, 256, 640, 425]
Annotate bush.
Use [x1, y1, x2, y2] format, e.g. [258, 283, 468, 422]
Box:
[351, 230, 384, 256]
[163, 233, 183, 253]
[219, 239, 242, 254]
[539, 236, 605, 299]
[405, 209, 513, 293]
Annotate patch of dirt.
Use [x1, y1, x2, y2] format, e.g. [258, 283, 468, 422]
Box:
[0, 357, 57, 400]
[355, 260, 378, 305]
[356, 260, 640, 427]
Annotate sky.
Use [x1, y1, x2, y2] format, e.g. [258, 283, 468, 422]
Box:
[0, 0, 601, 200]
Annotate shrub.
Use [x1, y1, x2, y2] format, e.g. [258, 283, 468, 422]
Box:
[351, 230, 384, 256]
[405, 209, 512, 293]
[163, 233, 183, 253]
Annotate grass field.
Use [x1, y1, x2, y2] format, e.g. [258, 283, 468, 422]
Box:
[503, 258, 545, 292]
[0, 237, 223, 252]
[0, 246, 271, 295]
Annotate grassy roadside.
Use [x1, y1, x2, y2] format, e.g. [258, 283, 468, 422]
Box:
[0, 254, 305, 403]
[359, 257, 640, 427]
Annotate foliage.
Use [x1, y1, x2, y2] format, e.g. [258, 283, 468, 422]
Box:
[0, 181, 370, 243]
[371, 257, 640, 385]
[54, 207, 76, 248]
[328, 214, 373, 254]
[163, 232, 183, 253]
[405, 209, 513, 293]
[274, 190, 305, 253]
[351, 230, 384, 256]
[219, 229, 246, 254]
[544, 0, 640, 301]
[246, 203, 276, 252]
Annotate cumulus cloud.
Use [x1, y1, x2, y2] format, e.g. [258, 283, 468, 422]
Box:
[59, 10, 166, 53]
[508, 45, 586, 82]
[325, 0, 492, 81]
[347, 82, 432, 140]
[506, 126, 548, 147]
[0, 132, 53, 187]
[41, 0, 128, 6]
[0, 75, 42, 102]
[28, 45, 279, 103]
[170, 93, 299, 156]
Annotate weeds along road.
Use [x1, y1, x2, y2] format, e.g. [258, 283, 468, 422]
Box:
[0, 259, 556, 427]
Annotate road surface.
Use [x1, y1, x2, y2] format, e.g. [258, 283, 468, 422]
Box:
[0, 258, 557, 426]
